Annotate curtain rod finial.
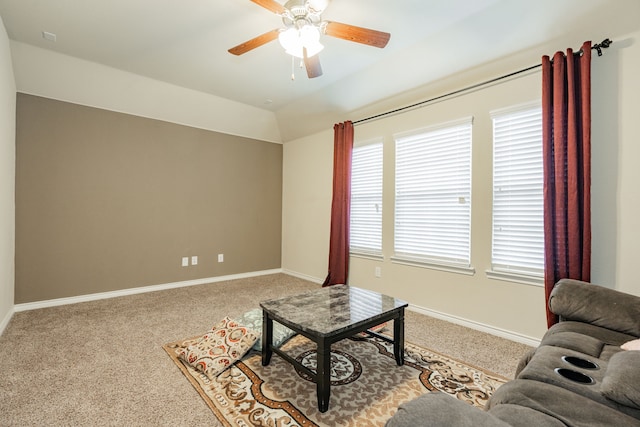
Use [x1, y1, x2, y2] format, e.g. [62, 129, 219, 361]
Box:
[593, 38, 612, 56]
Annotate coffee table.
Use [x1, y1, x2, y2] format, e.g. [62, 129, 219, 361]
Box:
[260, 284, 408, 412]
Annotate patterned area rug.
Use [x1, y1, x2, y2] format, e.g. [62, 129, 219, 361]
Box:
[163, 334, 507, 426]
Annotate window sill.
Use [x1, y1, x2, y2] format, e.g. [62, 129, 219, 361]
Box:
[390, 256, 475, 276]
[486, 269, 543, 287]
[350, 251, 384, 261]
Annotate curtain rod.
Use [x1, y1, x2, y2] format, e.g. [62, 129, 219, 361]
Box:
[353, 38, 612, 126]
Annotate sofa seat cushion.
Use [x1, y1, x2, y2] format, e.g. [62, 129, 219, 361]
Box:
[544, 320, 636, 348]
[488, 379, 640, 427]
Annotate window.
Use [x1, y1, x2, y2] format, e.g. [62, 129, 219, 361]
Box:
[350, 139, 383, 256]
[490, 104, 544, 283]
[393, 118, 473, 271]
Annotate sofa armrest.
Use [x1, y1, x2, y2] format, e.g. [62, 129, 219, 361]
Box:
[602, 350, 640, 409]
[549, 279, 640, 336]
[385, 392, 511, 427]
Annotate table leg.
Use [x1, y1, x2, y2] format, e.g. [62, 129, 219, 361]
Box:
[394, 309, 405, 366]
[262, 310, 273, 366]
[316, 339, 331, 412]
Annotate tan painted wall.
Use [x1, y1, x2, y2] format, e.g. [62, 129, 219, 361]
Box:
[15, 94, 282, 303]
[0, 17, 16, 326]
[10, 41, 282, 143]
[282, 22, 640, 341]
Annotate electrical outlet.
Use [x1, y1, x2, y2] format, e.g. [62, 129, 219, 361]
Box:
[218, 254, 224, 263]
[191, 256, 198, 265]
[375, 266, 381, 278]
[181, 257, 189, 267]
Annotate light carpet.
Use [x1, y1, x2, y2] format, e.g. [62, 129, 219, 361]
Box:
[164, 333, 507, 427]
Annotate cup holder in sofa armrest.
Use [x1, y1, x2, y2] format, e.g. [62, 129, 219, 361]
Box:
[554, 367, 595, 384]
[561, 355, 599, 370]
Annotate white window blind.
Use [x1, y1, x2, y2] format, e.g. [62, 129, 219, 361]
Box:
[491, 105, 544, 278]
[350, 140, 383, 255]
[394, 118, 472, 268]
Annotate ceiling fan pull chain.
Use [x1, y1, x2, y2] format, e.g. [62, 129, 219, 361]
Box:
[291, 55, 296, 80]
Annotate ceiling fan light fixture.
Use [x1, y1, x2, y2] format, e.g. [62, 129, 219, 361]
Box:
[229, 0, 390, 79]
[286, 40, 323, 58]
[278, 27, 298, 50]
[278, 25, 324, 58]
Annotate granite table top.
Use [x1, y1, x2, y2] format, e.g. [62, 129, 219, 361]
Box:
[260, 284, 408, 338]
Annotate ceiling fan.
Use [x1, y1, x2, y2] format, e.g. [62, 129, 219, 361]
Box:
[228, 0, 391, 79]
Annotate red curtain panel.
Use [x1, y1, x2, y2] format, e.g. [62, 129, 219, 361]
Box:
[322, 121, 354, 287]
[542, 41, 592, 327]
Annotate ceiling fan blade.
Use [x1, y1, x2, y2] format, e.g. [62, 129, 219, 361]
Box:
[228, 29, 280, 55]
[250, 0, 286, 15]
[324, 21, 390, 48]
[304, 48, 323, 78]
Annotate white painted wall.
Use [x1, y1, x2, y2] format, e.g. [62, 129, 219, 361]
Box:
[282, 130, 334, 284]
[282, 25, 640, 342]
[10, 41, 282, 144]
[592, 29, 640, 296]
[0, 16, 16, 334]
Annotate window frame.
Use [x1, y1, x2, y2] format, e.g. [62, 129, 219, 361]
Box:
[391, 116, 475, 275]
[487, 102, 544, 286]
[349, 137, 384, 259]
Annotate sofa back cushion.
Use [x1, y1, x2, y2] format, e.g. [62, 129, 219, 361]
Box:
[549, 279, 640, 337]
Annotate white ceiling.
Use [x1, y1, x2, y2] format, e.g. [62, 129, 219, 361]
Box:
[0, 0, 625, 141]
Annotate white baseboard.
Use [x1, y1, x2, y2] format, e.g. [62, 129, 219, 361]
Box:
[8, 268, 541, 347]
[281, 268, 540, 346]
[281, 269, 324, 285]
[408, 304, 541, 347]
[0, 306, 14, 337]
[14, 268, 283, 313]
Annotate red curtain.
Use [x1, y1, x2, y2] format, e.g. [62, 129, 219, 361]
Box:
[322, 121, 354, 287]
[542, 41, 592, 327]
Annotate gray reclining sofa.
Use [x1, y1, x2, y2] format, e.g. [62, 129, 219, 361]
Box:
[386, 279, 640, 427]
